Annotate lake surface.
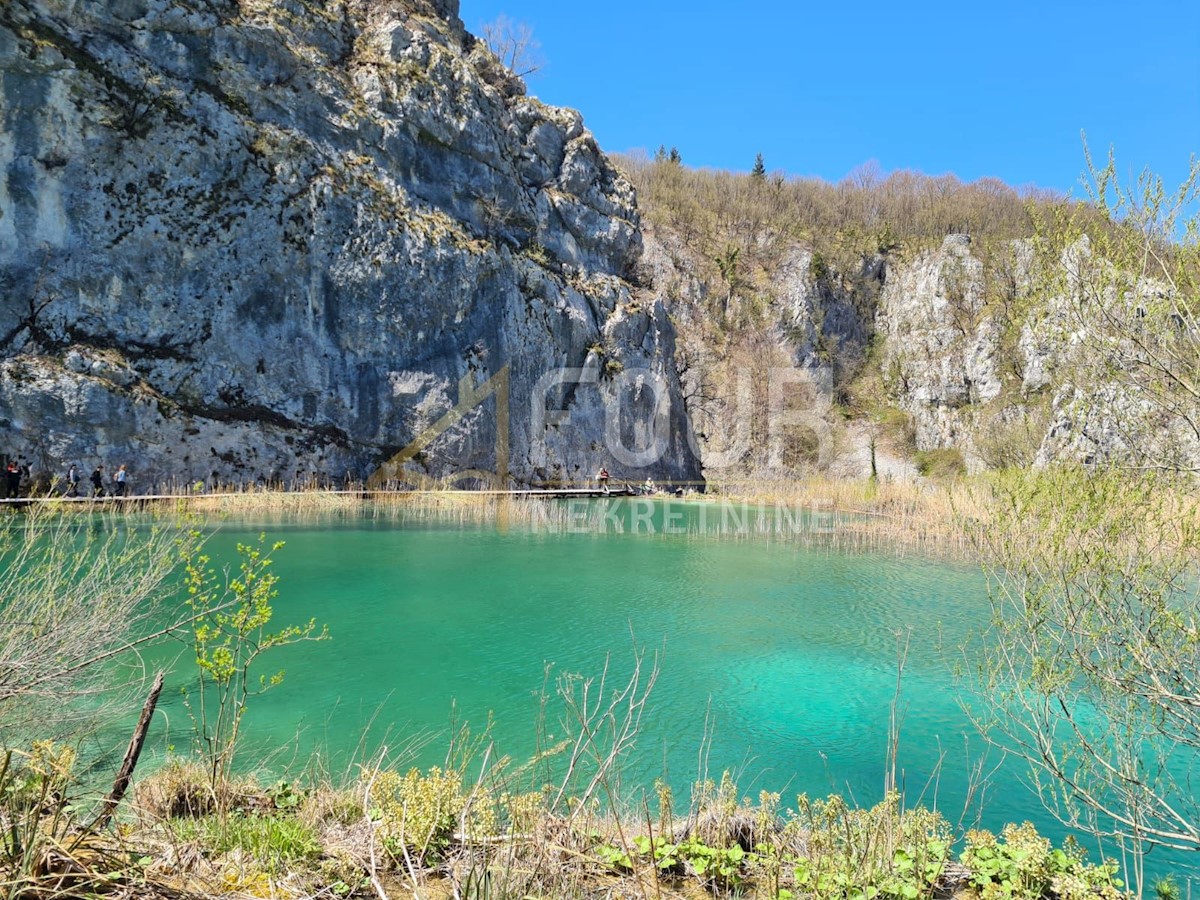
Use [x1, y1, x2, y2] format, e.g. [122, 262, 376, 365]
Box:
[106, 498, 1172, 878]
[123, 502, 997, 813]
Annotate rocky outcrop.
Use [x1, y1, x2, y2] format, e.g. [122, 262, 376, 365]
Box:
[776, 246, 875, 381]
[645, 217, 1196, 477]
[0, 0, 701, 490]
[639, 225, 880, 477]
[853, 233, 1196, 473]
[875, 234, 1005, 459]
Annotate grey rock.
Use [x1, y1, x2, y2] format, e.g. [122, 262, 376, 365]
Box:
[875, 235, 998, 450]
[0, 0, 701, 489]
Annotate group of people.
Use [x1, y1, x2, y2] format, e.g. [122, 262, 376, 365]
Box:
[0, 460, 29, 499]
[0, 459, 132, 500]
[64, 463, 129, 498]
[595, 466, 684, 497]
[594, 467, 661, 495]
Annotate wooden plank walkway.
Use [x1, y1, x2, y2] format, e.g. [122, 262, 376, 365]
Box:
[0, 486, 645, 507]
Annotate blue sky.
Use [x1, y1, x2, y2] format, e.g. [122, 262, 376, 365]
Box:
[461, 0, 1200, 197]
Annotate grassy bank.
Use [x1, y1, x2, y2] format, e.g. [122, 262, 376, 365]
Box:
[1, 741, 1125, 900]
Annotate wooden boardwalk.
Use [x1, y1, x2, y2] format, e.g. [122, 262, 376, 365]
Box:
[0, 485, 644, 507]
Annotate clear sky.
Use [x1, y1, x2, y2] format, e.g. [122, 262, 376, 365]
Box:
[460, 0, 1200, 197]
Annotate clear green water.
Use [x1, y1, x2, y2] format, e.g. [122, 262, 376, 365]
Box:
[108, 500, 1177, 879]
[128, 504, 1005, 815]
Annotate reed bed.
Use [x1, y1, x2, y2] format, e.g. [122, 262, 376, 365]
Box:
[57, 469, 1186, 564]
[5, 477, 994, 559]
[704, 475, 991, 558]
[189, 489, 985, 558]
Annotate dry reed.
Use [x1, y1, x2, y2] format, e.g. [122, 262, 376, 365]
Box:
[4, 477, 994, 559]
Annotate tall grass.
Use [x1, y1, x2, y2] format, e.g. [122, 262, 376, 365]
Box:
[6, 477, 992, 558]
[185, 486, 984, 557]
[704, 475, 990, 558]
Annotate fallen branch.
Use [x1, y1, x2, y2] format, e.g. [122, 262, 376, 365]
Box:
[91, 670, 164, 830]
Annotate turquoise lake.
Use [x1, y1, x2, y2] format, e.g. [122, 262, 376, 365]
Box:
[94, 498, 1184, 881]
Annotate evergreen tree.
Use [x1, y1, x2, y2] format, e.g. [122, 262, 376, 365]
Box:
[751, 152, 766, 180]
[668, 146, 682, 165]
[654, 144, 667, 163]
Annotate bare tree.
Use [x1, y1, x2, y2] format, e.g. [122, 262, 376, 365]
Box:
[0, 512, 193, 738]
[479, 14, 544, 78]
[1038, 147, 1200, 471]
[967, 468, 1200, 895]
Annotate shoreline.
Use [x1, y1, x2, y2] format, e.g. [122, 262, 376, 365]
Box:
[0, 477, 987, 559]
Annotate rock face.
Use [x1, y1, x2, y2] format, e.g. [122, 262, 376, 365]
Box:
[0, 0, 701, 490]
[874, 234, 1199, 473]
[874, 234, 1005, 458]
[646, 218, 1197, 478]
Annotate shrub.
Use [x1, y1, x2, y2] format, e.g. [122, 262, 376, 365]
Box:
[961, 823, 1122, 900]
[787, 792, 952, 900]
[0, 513, 195, 738]
[182, 534, 327, 791]
[602, 357, 624, 378]
[366, 766, 496, 865]
[913, 447, 965, 480]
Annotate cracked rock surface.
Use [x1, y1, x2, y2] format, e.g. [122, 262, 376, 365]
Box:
[0, 0, 701, 489]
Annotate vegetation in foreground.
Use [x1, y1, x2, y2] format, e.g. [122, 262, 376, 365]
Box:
[0, 746, 1128, 900]
[966, 467, 1200, 897]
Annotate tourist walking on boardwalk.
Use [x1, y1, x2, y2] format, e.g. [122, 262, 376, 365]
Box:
[114, 464, 128, 497]
[90, 464, 105, 497]
[65, 464, 80, 497]
[6, 462, 20, 499]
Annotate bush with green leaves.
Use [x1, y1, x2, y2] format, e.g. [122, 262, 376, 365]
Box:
[182, 533, 326, 791]
[913, 447, 966, 480]
[784, 793, 951, 900]
[961, 823, 1122, 900]
[594, 792, 1124, 900]
[598, 834, 750, 890]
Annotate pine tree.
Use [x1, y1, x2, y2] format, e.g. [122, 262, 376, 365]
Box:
[654, 144, 667, 163]
[751, 152, 766, 180]
[668, 146, 682, 165]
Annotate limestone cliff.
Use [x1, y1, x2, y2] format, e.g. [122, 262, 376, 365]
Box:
[874, 234, 1198, 473]
[643, 220, 1196, 478]
[0, 0, 701, 490]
